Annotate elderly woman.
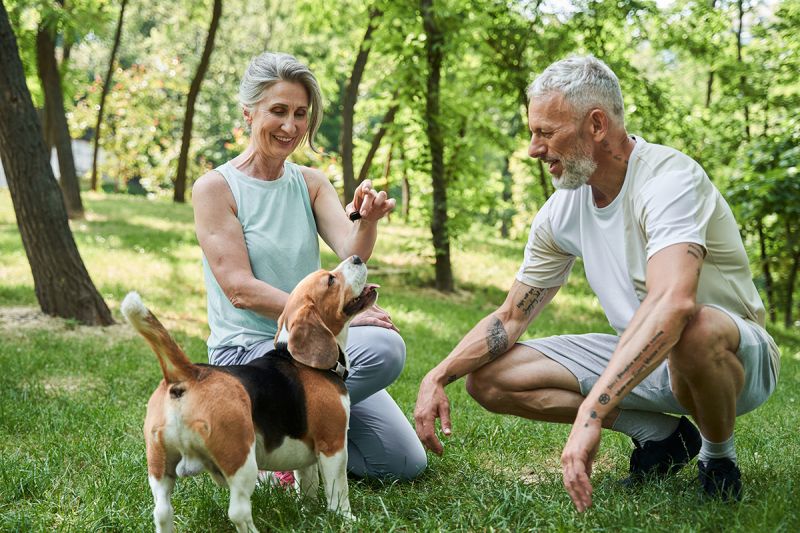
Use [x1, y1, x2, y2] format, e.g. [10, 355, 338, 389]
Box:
[192, 52, 426, 481]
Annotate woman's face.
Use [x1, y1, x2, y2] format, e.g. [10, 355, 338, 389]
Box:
[246, 80, 310, 159]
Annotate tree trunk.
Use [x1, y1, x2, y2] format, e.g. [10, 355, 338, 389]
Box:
[756, 220, 776, 323]
[0, 4, 113, 326]
[736, 0, 750, 141]
[341, 8, 382, 203]
[784, 221, 799, 328]
[36, 24, 84, 218]
[381, 141, 394, 222]
[499, 156, 513, 238]
[785, 250, 799, 328]
[174, 0, 222, 203]
[705, 70, 714, 108]
[356, 102, 399, 183]
[382, 141, 394, 191]
[500, 111, 522, 238]
[262, 0, 278, 51]
[421, 0, 453, 292]
[91, 0, 128, 191]
[399, 141, 410, 222]
[705, 0, 717, 108]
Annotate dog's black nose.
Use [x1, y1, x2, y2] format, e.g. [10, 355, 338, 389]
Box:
[352, 255, 362, 265]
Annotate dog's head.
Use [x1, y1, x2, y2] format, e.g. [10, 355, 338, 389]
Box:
[276, 255, 377, 370]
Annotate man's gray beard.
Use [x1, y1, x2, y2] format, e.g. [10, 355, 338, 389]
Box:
[552, 152, 596, 190]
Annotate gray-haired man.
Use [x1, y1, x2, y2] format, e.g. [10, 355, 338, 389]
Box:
[414, 55, 779, 511]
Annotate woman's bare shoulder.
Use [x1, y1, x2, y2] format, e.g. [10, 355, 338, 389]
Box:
[298, 165, 333, 200]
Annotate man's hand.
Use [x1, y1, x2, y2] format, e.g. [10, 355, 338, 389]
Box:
[349, 303, 398, 332]
[561, 409, 602, 512]
[414, 374, 452, 455]
[346, 179, 396, 222]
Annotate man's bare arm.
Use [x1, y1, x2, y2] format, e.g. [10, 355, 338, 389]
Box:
[429, 281, 557, 385]
[561, 242, 704, 511]
[414, 280, 559, 454]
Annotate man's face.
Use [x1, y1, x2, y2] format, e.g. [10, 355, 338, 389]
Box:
[527, 93, 597, 190]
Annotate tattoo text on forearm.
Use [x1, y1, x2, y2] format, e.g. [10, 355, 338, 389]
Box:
[516, 286, 547, 316]
[606, 330, 667, 399]
[486, 317, 508, 360]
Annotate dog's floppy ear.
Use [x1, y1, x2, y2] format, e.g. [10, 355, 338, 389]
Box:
[285, 304, 339, 369]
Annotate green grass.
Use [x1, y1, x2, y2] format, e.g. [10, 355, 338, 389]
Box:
[1, 189, 799, 532]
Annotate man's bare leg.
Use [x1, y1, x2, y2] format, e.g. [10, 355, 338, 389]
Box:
[669, 306, 744, 500]
[669, 306, 744, 441]
[466, 343, 655, 429]
[466, 343, 700, 484]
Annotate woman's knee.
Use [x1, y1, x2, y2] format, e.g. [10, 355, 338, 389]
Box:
[396, 441, 428, 480]
[375, 440, 428, 481]
[366, 328, 407, 381]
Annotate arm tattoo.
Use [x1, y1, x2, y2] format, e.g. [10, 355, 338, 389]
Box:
[687, 243, 705, 260]
[446, 374, 459, 384]
[516, 286, 547, 316]
[598, 393, 610, 405]
[486, 317, 508, 360]
[606, 330, 667, 398]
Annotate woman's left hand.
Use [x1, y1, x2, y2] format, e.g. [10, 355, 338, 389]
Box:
[346, 179, 396, 222]
[350, 303, 399, 332]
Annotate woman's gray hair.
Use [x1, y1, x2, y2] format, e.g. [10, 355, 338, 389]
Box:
[527, 55, 625, 125]
[239, 52, 324, 152]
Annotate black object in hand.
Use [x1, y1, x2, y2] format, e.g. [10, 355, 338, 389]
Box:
[349, 211, 362, 221]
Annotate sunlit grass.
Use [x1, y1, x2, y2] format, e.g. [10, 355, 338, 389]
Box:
[1, 190, 799, 532]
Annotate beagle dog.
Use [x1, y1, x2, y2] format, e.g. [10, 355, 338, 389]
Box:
[121, 255, 377, 532]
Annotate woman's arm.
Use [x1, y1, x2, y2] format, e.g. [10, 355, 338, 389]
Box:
[193, 171, 289, 320]
[302, 168, 394, 261]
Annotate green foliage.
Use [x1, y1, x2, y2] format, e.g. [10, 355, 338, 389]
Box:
[6, 0, 799, 314]
[726, 125, 800, 325]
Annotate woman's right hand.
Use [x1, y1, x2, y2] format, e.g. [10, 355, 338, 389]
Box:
[349, 303, 398, 332]
[346, 179, 396, 222]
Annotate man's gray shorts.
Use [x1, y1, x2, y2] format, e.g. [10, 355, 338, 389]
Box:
[521, 306, 778, 416]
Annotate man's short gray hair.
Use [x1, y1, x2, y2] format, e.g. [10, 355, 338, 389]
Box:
[239, 52, 324, 152]
[527, 55, 625, 125]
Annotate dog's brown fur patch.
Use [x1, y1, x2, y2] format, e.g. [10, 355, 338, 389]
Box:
[298, 366, 347, 456]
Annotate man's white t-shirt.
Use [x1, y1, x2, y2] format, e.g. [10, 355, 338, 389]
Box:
[516, 136, 779, 372]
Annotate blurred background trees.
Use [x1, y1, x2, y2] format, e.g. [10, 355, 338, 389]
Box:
[2, 0, 798, 318]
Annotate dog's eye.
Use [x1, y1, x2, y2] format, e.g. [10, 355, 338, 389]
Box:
[327, 274, 335, 287]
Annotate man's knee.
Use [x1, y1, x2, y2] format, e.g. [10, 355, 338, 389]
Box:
[465, 371, 503, 412]
[670, 306, 742, 377]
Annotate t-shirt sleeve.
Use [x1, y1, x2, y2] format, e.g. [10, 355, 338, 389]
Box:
[516, 203, 575, 288]
[640, 168, 715, 259]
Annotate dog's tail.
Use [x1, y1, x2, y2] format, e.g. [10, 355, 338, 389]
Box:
[121, 292, 197, 383]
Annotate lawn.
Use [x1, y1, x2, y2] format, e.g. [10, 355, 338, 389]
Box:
[1, 190, 799, 532]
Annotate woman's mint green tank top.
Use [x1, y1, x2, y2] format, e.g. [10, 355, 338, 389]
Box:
[203, 160, 320, 350]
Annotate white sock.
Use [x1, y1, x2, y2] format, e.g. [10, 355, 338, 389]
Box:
[698, 433, 737, 464]
[611, 410, 681, 444]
